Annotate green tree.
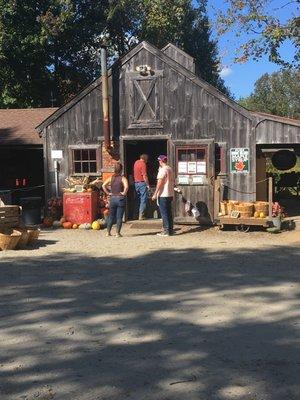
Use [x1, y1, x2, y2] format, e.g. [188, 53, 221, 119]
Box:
[216, 0, 300, 67]
[238, 69, 300, 119]
[0, 0, 229, 108]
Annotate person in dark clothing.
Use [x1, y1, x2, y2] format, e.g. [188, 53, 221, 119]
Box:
[102, 163, 129, 237]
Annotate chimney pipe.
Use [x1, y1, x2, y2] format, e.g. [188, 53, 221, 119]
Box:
[100, 45, 110, 149]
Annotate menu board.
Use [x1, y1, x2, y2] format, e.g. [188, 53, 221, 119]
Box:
[196, 161, 206, 174]
[177, 175, 189, 184]
[187, 162, 197, 174]
[178, 161, 188, 173]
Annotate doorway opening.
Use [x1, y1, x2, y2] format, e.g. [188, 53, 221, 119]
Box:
[256, 144, 300, 218]
[123, 139, 168, 220]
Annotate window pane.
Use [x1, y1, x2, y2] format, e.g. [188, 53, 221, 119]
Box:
[197, 149, 205, 161]
[178, 150, 187, 161]
[74, 162, 82, 173]
[89, 162, 97, 173]
[82, 162, 89, 173]
[188, 150, 197, 161]
[82, 150, 89, 160]
[74, 150, 81, 161]
[89, 149, 96, 160]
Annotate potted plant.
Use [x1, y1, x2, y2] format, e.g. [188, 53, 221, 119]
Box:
[271, 202, 285, 229]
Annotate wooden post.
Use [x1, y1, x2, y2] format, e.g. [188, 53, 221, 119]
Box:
[214, 176, 221, 222]
[268, 177, 273, 218]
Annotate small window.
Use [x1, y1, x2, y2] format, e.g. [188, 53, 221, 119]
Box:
[176, 146, 207, 175]
[70, 147, 101, 175]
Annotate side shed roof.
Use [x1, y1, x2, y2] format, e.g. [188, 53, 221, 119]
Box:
[0, 108, 57, 145]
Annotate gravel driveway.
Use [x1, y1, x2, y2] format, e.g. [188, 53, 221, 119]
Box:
[0, 226, 299, 400]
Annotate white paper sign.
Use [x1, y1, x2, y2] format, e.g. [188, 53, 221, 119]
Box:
[178, 175, 189, 184]
[196, 161, 206, 174]
[187, 161, 197, 174]
[51, 150, 63, 159]
[192, 175, 204, 184]
[178, 161, 188, 173]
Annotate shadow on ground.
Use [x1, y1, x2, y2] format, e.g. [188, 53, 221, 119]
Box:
[0, 244, 299, 400]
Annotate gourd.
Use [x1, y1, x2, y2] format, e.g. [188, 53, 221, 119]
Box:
[260, 212, 265, 218]
[78, 223, 91, 230]
[72, 224, 78, 229]
[62, 221, 72, 229]
[53, 220, 61, 228]
[254, 211, 260, 218]
[92, 221, 101, 230]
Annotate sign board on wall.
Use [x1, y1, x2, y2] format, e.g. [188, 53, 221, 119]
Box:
[51, 150, 63, 159]
[230, 148, 250, 173]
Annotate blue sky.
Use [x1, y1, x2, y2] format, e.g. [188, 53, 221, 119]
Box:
[203, 0, 298, 99]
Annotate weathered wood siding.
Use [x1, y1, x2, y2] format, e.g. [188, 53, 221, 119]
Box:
[162, 43, 195, 73]
[119, 46, 255, 202]
[255, 119, 300, 144]
[42, 77, 107, 198]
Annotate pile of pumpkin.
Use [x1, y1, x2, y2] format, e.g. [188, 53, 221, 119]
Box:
[43, 216, 105, 230]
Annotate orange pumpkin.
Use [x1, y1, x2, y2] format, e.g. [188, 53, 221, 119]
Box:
[87, 188, 93, 192]
[72, 224, 78, 229]
[62, 222, 72, 229]
[43, 217, 53, 228]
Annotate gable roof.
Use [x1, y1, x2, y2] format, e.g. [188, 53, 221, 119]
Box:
[251, 111, 300, 128]
[0, 108, 57, 145]
[161, 43, 195, 63]
[37, 41, 252, 132]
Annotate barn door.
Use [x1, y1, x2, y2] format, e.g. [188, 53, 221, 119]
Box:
[127, 71, 163, 129]
[173, 140, 215, 224]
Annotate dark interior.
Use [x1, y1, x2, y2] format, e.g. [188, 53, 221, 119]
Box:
[0, 146, 44, 205]
[124, 139, 167, 219]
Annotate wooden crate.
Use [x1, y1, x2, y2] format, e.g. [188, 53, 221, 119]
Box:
[0, 206, 21, 229]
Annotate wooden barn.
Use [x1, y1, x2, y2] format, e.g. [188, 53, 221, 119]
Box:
[37, 41, 300, 224]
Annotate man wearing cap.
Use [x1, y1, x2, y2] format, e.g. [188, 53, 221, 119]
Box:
[152, 155, 174, 236]
[133, 154, 150, 220]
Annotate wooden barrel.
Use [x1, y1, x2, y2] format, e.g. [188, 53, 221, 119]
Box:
[238, 211, 254, 218]
[227, 201, 239, 214]
[235, 203, 254, 216]
[254, 201, 269, 215]
[220, 201, 228, 215]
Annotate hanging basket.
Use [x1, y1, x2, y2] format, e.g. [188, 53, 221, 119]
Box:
[0, 229, 22, 251]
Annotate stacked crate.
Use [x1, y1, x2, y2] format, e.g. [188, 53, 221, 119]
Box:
[0, 205, 20, 230]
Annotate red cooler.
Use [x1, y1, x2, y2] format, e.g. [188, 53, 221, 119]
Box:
[63, 192, 98, 224]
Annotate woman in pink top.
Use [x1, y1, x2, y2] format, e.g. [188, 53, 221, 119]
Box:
[152, 155, 174, 236]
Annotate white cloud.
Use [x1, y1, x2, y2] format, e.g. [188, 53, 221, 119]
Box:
[220, 66, 233, 78]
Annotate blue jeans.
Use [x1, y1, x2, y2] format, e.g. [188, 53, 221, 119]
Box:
[107, 196, 126, 234]
[158, 197, 173, 234]
[135, 182, 148, 216]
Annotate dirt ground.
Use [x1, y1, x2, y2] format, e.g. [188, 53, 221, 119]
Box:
[0, 225, 299, 400]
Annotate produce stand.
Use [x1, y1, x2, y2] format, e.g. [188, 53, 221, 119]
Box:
[218, 216, 271, 232]
[217, 177, 273, 233]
